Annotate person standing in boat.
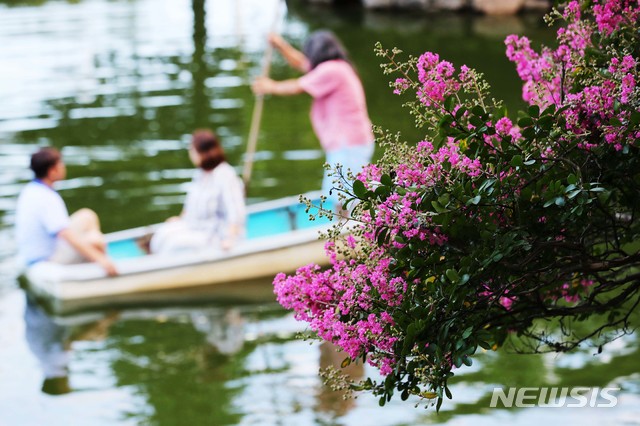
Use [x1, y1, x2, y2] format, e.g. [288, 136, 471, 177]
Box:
[15, 147, 118, 276]
[150, 129, 246, 253]
[251, 30, 375, 199]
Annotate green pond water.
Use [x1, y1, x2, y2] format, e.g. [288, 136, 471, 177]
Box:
[0, 0, 638, 424]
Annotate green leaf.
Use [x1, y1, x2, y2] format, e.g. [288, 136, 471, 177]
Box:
[462, 327, 473, 339]
[455, 106, 468, 120]
[613, 99, 621, 113]
[376, 229, 389, 246]
[444, 95, 456, 111]
[542, 104, 556, 116]
[438, 114, 454, 129]
[446, 269, 460, 283]
[471, 105, 485, 117]
[469, 115, 484, 127]
[431, 200, 447, 213]
[467, 195, 481, 205]
[518, 117, 534, 127]
[381, 174, 393, 186]
[375, 185, 391, 198]
[478, 340, 492, 350]
[609, 116, 623, 127]
[352, 179, 367, 198]
[538, 115, 554, 130]
[522, 126, 536, 139]
[528, 105, 540, 117]
[438, 193, 450, 206]
[510, 155, 523, 167]
[567, 173, 577, 185]
[341, 357, 351, 368]
[630, 111, 640, 125]
[567, 189, 582, 199]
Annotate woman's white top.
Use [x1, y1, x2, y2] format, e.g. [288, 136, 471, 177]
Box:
[181, 162, 246, 240]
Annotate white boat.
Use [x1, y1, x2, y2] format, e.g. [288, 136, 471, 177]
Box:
[22, 192, 334, 314]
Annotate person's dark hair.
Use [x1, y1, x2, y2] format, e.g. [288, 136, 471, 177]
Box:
[30, 147, 61, 179]
[303, 30, 351, 70]
[191, 129, 226, 171]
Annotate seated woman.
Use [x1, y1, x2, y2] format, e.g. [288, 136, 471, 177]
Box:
[150, 130, 246, 254]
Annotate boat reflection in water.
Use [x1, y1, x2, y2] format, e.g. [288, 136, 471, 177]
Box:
[191, 307, 245, 356]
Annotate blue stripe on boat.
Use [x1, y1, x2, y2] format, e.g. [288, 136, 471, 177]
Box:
[107, 198, 334, 260]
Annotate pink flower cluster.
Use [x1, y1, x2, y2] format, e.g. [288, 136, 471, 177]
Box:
[407, 139, 483, 182]
[273, 133, 491, 373]
[506, 0, 640, 150]
[592, 0, 640, 36]
[273, 244, 402, 375]
[545, 278, 595, 303]
[484, 117, 523, 149]
[564, 51, 638, 149]
[505, 34, 564, 106]
[392, 78, 410, 95]
[415, 52, 462, 107]
[479, 283, 517, 310]
[357, 164, 382, 187]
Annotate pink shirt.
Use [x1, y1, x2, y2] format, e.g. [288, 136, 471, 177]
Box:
[298, 60, 374, 153]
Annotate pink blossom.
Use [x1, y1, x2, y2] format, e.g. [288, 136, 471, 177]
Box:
[393, 78, 410, 95]
[495, 117, 514, 136]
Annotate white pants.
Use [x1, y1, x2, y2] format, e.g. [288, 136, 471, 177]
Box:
[50, 209, 105, 264]
[149, 220, 213, 254]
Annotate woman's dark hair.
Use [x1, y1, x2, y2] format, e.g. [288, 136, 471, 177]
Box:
[303, 30, 351, 70]
[30, 147, 61, 179]
[191, 129, 225, 171]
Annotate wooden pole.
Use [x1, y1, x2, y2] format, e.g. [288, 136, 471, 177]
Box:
[241, 0, 283, 191]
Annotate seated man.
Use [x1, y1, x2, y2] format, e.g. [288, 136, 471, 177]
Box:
[15, 147, 118, 276]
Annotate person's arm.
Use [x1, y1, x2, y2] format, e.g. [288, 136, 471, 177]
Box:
[58, 228, 118, 276]
[221, 223, 242, 251]
[269, 33, 310, 73]
[252, 77, 305, 96]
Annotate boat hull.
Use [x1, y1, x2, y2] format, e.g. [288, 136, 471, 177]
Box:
[22, 192, 334, 314]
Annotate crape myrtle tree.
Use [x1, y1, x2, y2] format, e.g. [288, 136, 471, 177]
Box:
[274, 0, 640, 409]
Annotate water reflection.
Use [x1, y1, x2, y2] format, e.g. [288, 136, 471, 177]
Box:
[105, 305, 261, 425]
[24, 297, 71, 395]
[24, 296, 122, 396]
[13, 292, 640, 425]
[191, 307, 245, 355]
[316, 341, 364, 418]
